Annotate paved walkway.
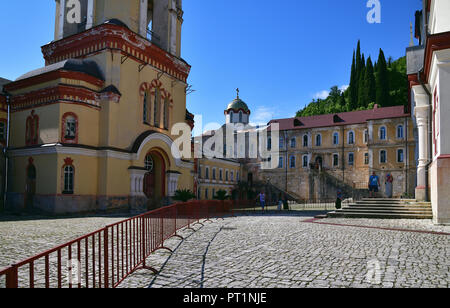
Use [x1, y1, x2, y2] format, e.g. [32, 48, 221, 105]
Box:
[0, 213, 448, 288]
[119, 213, 450, 288]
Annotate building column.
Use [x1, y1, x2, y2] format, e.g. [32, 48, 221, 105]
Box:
[167, 172, 181, 197]
[412, 85, 430, 201]
[139, 0, 149, 37]
[57, 0, 66, 40]
[86, 0, 95, 30]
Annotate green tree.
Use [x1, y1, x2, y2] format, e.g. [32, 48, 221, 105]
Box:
[349, 51, 358, 110]
[213, 190, 230, 201]
[376, 49, 390, 107]
[173, 189, 196, 202]
[364, 57, 376, 105]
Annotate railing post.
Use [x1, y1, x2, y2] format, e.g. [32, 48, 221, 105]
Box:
[6, 265, 18, 288]
[103, 228, 109, 288]
[142, 216, 146, 267]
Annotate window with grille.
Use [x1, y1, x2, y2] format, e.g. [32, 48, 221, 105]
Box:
[63, 165, 74, 194]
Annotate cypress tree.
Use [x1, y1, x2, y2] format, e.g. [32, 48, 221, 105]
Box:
[364, 57, 376, 106]
[356, 40, 362, 78]
[376, 49, 390, 107]
[349, 50, 358, 110]
[357, 65, 366, 108]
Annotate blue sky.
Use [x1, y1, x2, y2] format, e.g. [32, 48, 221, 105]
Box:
[0, 0, 421, 128]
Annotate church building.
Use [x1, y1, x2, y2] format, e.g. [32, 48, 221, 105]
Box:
[3, 0, 195, 214]
[407, 0, 450, 224]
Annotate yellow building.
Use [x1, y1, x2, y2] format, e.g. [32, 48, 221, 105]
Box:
[4, 0, 194, 214]
[0, 78, 10, 210]
[260, 105, 416, 201]
[196, 158, 241, 200]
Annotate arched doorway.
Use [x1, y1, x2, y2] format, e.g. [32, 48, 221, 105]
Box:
[143, 150, 167, 201]
[25, 159, 36, 210]
[315, 156, 323, 169]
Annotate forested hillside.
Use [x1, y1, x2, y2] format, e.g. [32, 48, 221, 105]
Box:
[296, 41, 407, 117]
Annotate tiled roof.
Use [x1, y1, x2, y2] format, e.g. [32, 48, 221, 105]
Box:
[269, 106, 409, 131]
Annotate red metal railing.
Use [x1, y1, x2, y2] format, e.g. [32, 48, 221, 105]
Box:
[0, 200, 235, 288]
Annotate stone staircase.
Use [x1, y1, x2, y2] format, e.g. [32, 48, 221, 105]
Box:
[328, 198, 433, 219]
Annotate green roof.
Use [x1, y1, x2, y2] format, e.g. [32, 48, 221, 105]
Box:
[227, 98, 249, 112]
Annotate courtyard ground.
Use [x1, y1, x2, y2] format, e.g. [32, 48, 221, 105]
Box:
[0, 212, 449, 288]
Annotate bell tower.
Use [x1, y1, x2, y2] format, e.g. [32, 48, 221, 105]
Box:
[55, 0, 95, 40]
[139, 0, 184, 57]
[54, 0, 183, 57]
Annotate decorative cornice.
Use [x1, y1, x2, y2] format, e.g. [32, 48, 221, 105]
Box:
[423, 31, 450, 82]
[41, 23, 191, 83]
[10, 85, 101, 111]
[5, 70, 104, 92]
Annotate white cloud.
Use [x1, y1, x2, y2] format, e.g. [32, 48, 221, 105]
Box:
[313, 85, 349, 100]
[339, 85, 349, 92]
[313, 90, 330, 100]
[251, 106, 278, 125]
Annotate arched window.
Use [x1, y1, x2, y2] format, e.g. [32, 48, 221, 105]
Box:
[348, 131, 355, 145]
[379, 126, 387, 140]
[163, 97, 169, 129]
[205, 167, 209, 180]
[333, 132, 339, 145]
[333, 154, 339, 167]
[397, 125, 404, 139]
[62, 158, 75, 195]
[290, 138, 297, 148]
[302, 155, 309, 168]
[380, 150, 387, 163]
[364, 130, 369, 144]
[230, 112, 234, 123]
[62, 113, 78, 143]
[279, 137, 285, 149]
[315, 134, 322, 147]
[278, 157, 284, 169]
[303, 135, 309, 147]
[153, 88, 161, 127]
[145, 155, 154, 172]
[26, 111, 39, 146]
[290, 156, 296, 168]
[348, 153, 355, 166]
[397, 149, 405, 163]
[267, 137, 272, 150]
[143, 92, 150, 123]
[239, 111, 243, 123]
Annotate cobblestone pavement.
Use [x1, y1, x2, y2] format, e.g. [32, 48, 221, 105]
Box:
[119, 213, 450, 288]
[0, 215, 126, 270]
[1, 213, 449, 288]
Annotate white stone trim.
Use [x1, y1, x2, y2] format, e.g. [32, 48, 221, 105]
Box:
[167, 172, 180, 197]
[58, 0, 66, 40]
[128, 168, 146, 197]
[86, 0, 95, 30]
[139, 0, 149, 37]
[8, 133, 194, 169]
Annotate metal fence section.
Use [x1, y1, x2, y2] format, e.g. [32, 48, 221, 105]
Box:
[0, 200, 235, 289]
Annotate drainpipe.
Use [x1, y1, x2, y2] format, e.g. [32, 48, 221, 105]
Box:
[417, 70, 433, 202]
[2, 91, 11, 210]
[416, 0, 432, 202]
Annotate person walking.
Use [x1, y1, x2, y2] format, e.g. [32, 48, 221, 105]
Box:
[336, 189, 343, 209]
[277, 193, 283, 211]
[385, 173, 394, 198]
[368, 172, 380, 198]
[257, 191, 266, 212]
